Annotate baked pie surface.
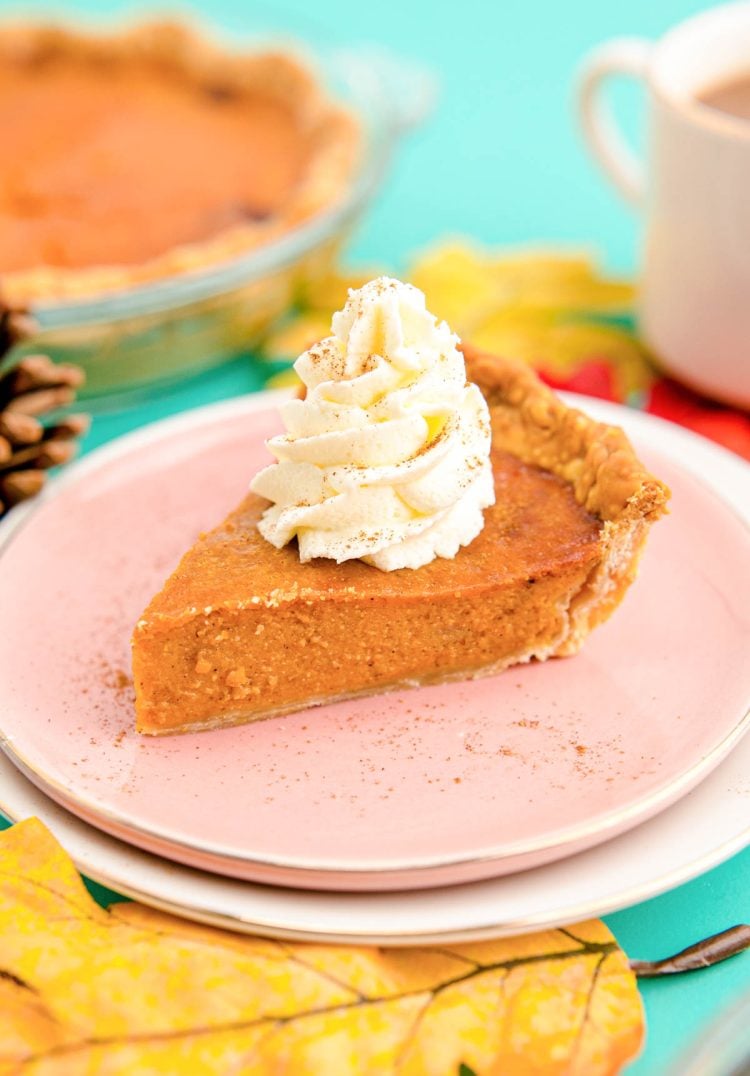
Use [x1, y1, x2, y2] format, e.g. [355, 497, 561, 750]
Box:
[132, 347, 669, 734]
[0, 21, 358, 303]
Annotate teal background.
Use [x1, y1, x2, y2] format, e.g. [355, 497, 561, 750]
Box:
[1, 0, 748, 1072]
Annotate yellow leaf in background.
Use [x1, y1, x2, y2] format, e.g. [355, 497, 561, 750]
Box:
[487, 249, 599, 283]
[0, 819, 644, 1075]
[259, 241, 648, 401]
[485, 250, 633, 309]
[410, 242, 635, 335]
[300, 267, 385, 313]
[541, 323, 652, 397]
[470, 316, 654, 399]
[410, 242, 501, 333]
[260, 312, 333, 364]
[259, 268, 382, 366]
[467, 307, 556, 361]
[265, 366, 303, 391]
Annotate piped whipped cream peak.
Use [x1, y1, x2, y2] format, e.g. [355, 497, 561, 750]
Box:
[250, 276, 495, 571]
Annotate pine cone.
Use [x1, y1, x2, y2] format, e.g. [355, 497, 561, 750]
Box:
[0, 304, 89, 517]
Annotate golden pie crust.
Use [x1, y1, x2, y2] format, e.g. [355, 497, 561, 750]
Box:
[464, 345, 669, 651]
[131, 347, 669, 735]
[0, 21, 359, 304]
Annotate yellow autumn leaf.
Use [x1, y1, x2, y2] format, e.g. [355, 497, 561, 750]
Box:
[265, 366, 303, 391]
[300, 266, 385, 313]
[259, 267, 384, 366]
[410, 241, 501, 333]
[260, 312, 333, 365]
[0, 819, 643, 1075]
[257, 241, 648, 400]
[470, 316, 654, 397]
[409, 242, 635, 337]
[408, 241, 652, 400]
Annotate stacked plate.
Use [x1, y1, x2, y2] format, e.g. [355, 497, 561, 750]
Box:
[0, 393, 748, 944]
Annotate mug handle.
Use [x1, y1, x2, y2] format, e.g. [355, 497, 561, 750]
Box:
[577, 38, 652, 207]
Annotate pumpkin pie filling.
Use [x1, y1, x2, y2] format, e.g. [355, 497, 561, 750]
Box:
[0, 23, 359, 301]
[133, 448, 604, 734]
[0, 60, 308, 270]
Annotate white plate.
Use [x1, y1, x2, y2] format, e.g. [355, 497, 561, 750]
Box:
[0, 399, 747, 942]
[1, 721, 747, 944]
[1, 393, 748, 890]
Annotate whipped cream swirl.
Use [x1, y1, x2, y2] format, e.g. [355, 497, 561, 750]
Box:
[250, 277, 495, 571]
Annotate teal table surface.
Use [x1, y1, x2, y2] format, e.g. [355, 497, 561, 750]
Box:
[1, 0, 748, 1072]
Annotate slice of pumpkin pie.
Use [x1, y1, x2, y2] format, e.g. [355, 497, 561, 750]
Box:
[132, 278, 668, 734]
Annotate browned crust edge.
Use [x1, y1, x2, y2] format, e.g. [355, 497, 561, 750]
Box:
[462, 343, 669, 524]
[462, 343, 670, 654]
[0, 20, 360, 304]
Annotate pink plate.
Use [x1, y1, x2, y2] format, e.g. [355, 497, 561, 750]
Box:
[0, 394, 748, 891]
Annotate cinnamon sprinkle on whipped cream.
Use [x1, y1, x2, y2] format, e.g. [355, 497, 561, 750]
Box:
[250, 277, 495, 571]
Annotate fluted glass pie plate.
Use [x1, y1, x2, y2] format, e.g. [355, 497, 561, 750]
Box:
[0, 394, 748, 891]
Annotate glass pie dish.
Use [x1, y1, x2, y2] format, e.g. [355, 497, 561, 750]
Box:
[5, 31, 433, 405]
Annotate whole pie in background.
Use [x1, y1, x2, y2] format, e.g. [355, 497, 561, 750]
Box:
[0, 21, 360, 304]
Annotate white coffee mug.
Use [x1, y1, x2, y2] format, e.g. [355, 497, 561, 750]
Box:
[578, 2, 750, 409]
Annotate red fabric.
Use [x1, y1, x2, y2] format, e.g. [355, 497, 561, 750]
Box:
[538, 361, 619, 403]
[537, 359, 750, 462]
[645, 378, 750, 461]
